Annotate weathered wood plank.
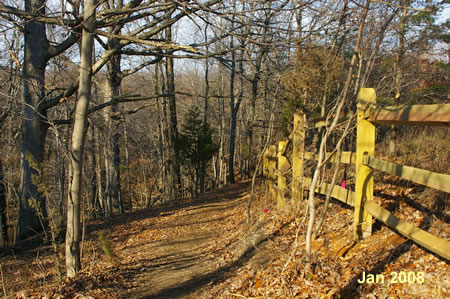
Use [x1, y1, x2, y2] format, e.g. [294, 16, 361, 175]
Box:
[277, 141, 289, 207]
[304, 151, 356, 164]
[364, 201, 450, 260]
[267, 145, 277, 198]
[355, 88, 376, 240]
[363, 155, 450, 193]
[367, 104, 450, 126]
[303, 177, 355, 207]
[263, 149, 269, 179]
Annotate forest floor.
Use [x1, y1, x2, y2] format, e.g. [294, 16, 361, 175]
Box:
[1, 178, 449, 298]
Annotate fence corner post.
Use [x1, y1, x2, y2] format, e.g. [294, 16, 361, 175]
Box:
[292, 113, 304, 203]
[355, 88, 376, 240]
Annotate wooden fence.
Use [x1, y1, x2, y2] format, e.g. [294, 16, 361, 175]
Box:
[263, 88, 450, 260]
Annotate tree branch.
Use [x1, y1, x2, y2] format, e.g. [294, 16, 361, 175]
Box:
[47, 31, 81, 59]
[118, 56, 163, 79]
[95, 29, 198, 52]
[53, 93, 172, 125]
[0, 4, 79, 26]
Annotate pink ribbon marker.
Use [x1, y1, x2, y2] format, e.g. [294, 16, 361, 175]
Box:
[340, 180, 346, 189]
[264, 209, 269, 213]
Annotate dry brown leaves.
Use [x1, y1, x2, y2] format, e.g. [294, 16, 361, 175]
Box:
[1, 179, 449, 298]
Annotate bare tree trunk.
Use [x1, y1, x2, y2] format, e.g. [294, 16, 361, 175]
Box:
[0, 159, 7, 245]
[18, 0, 50, 240]
[54, 134, 65, 232]
[103, 56, 123, 214]
[200, 24, 210, 194]
[158, 61, 174, 200]
[94, 126, 105, 215]
[215, 64, 226, 188]
[103, 146, 112, 216]
[165, 24, 182, 198]
[219, 102, 226, 186]
[102, 15, 124, 213]
[66, 0, 95, 278]
[122, 118, 132, 212]
[237, 45, 245, 180]
[155, 63, 168, 199]
[390, 1, 407, 155]
[87, 124, 97, 216]
[228, 27, 242, 184]
[17, 0, 79, 240]
[246, 77, 258, 177]
[228, 74, 237, 183]
[140, 153, 149, 208]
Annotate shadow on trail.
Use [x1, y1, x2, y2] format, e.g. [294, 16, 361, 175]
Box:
[139, 222, 285, 299]
[337, 211, 447, 298]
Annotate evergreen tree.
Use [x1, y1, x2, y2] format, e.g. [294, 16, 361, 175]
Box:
[176, 106, 219, 197]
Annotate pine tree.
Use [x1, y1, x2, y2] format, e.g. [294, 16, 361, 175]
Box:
[176, 106, 219, 197]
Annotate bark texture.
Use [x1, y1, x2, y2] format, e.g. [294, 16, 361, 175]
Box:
[18, 0, 79, 239]
[165, 24, 182, 198]
[18, 0, 49, 239]
[66, 0, 96, 278]
[0, 160, 7, 245]
[103, 43, 123, 215]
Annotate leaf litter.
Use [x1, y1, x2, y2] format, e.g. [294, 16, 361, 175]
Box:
[1, 179, 448, 298]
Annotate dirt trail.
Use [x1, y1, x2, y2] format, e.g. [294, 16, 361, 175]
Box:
[1, 181, 274, 298]
[97, 181, 265, 298]
[90, 180, 448, 299]
[2, 179, 448, 298]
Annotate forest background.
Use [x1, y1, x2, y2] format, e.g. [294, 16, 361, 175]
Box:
[0, 0, 448, 280]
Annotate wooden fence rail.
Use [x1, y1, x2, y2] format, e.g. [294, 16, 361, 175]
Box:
[264, 88, 450, 260]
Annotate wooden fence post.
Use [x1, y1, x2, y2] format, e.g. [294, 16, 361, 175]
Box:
[263, 148, 269, 192]
[355, 88, 376, 240]
[292, 113, 305, 202]
[277, 140, 289, 207]
[263, 149, 269, 178]
[268, 145, 277, 200]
